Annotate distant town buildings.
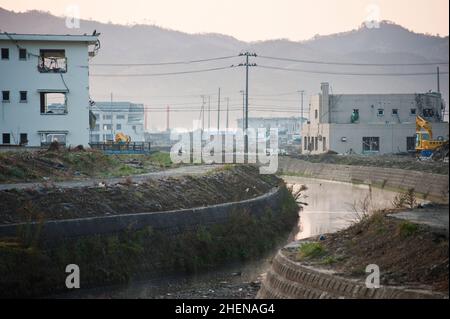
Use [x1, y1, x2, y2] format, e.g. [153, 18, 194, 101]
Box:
[91, 101, 145, 143]
[302, 82, 449, 155]
[0, 33, 99, 147]
[237, 117, 306, 148]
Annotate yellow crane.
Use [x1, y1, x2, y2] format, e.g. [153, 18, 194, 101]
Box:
[415, 115, 447, 158]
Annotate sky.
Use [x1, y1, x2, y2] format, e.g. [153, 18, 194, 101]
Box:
[0, 0, 448, 41]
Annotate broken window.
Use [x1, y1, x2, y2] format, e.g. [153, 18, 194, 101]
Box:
[410, 108, 417, 116]
[38, 49, 67, 73]
[392, 109, 399, 115]
[377, 109, 384, 116]
[19, 48, 27, 60]
[1, 48, 9, 60]
[41, 133, 66, 145]
[20, 91, 27, 102]
[2, 133, 10, 144]
[362, 137, 380, 152]
[422, 108, 435, 117]
[20, 133, 28, 145]
[40, 92, 67, 114]
[2, 91, 10, 102]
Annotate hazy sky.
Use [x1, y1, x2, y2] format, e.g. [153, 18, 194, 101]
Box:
[0, 0, 448, 41]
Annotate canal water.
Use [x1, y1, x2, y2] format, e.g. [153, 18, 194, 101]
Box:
[59, 176, 402, 299]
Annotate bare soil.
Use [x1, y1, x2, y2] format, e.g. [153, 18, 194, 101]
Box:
[0, 165, 280, 224]
[284, 209, 449, 293]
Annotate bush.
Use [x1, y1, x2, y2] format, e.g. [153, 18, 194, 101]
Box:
[297, 242, 326, 259]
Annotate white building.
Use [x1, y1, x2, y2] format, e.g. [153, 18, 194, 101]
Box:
[90, 102, 145, 143]
[0, 33, 99, 147]
[237, 117, 306, 147]
[302, 83, 449, 155]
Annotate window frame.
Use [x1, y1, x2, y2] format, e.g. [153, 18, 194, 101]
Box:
[362, 136, 380, 153]
[2, 133, 11, 144]
[19, 91, 27, 103]
[19, 48, 27, 60]
[2, 91, 10, 103]
[38, 49, 67, 73]
[40, 92, 68, 115]
[1, 48, 9, 60]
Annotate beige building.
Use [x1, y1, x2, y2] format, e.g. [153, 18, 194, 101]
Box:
[302, 83, 449, 155]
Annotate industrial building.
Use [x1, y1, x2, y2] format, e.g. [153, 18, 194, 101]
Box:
[302, 83, 449, 155]
[90, 101, 145, 143]
[0, 33, 99, 147]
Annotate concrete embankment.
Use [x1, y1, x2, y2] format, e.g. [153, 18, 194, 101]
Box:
[278, 157, 449, 203]
[257, 158, 449, 299]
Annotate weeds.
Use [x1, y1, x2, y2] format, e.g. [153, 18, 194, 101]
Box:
[297, 242, 326, 260]
[398, 221, 419, 237]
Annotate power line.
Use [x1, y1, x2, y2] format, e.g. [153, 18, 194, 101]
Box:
[257, 55, 450, 67]
[91, 55, 238, 66]
[91, 65, 239, 77]
[257, 65, 450, 76]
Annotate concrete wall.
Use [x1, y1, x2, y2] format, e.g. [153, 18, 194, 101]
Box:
[0, 187, 283, 241]
[278, 157, 449, 202]
[0, 39, 92, 147]
[257, 251, 446, 299]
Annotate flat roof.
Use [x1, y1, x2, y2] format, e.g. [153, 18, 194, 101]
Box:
[0, 33, 98, 43]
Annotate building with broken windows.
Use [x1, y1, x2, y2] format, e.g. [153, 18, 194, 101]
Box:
[302, 82, 449, 155]
[90, 102, 145, 143]
[0, 33, 99, 147]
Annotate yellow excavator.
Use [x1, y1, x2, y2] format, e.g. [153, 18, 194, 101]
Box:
[114, 132, 131, 144]
[415, 116, 448, 159]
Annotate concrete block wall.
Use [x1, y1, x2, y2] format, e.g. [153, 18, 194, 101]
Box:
[257, 251, 446, 299]
[0, 187, 282, 240]
[278, 157, 449, 202]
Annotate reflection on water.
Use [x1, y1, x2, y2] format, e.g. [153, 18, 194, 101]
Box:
[283, 176, 400, 240]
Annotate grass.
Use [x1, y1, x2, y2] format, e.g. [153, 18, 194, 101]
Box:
[297, 242, 326, 260]
[398, 221, 419, 237]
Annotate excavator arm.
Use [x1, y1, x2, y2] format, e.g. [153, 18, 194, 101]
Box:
[416, 115, 433, 139]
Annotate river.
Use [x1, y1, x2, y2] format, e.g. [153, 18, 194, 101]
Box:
[58, 176, 402, 299]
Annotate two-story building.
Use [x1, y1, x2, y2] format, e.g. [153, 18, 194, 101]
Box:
[302, 83, 449, 154]
[0, 33, 99, 147]
[90, 101, 145, 143]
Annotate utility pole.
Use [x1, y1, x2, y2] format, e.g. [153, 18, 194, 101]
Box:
[166, 105, 170, 132]
[110, 92, 113, 140]
[217, 88, 221, 132]
[240, 90, 245, 133]
[201, 96, 205, 131]
[208, 95, 211, 131]
[238, 52, 257, 154]
[437, 66, 440, 93]
[226, 97, 229, 130]
[298, 90, 305, 133]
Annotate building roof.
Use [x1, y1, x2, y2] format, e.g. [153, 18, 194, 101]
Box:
[0, 33, 98, 44]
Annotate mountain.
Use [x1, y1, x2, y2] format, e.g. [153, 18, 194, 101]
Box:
[1, 7, 448, 129]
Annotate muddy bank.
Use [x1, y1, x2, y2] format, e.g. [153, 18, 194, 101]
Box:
[0, 165, 279, 224]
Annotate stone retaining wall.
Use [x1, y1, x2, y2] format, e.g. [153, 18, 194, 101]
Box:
[257, 251, 446, 299]
[279, 157, 449, 202]
[0, 187, 282, 240]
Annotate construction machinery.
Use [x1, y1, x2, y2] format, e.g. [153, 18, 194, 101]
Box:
[415, 115, 448, 160]
[114, 132, 131, 144]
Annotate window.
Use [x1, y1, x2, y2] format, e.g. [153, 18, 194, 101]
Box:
[90, 134, 100, 142]
[104, 134, 113, 141]
[20, 91, 27, 102]
[2, 133, 11, 144]
[392, 109, 399, 115]
[93, 124, 100, 131]
[116, 124, 122, 130]
[103, 124, 112, 131]
[1, 48, 9, 60]
[322, 137, 327, 152]
[377, 109, 384, 116]
[116, 115, 126, 120]
[314, 137, 318, 151]
[304, 136, 307, 150]
[423, 108, 435, 117]
[2, 91, 10, 102]
[407, 136, 416, 152]
[38, 49, 67, 73]
[20, 133, 28, 145]
[314, 109, 318, 119]
[362, 137, 380, 152]
[41, 133, 66, 145]
[132, 125, 136, 131]
[410, 108, 417, 116]
[40, 92, 67, 114]
[19, 48, 27, 60]
[103, 114, 112, 120]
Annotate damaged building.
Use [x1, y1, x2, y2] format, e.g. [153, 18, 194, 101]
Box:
[0, 33, 99, 147]
[302, 82, 449, 155]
